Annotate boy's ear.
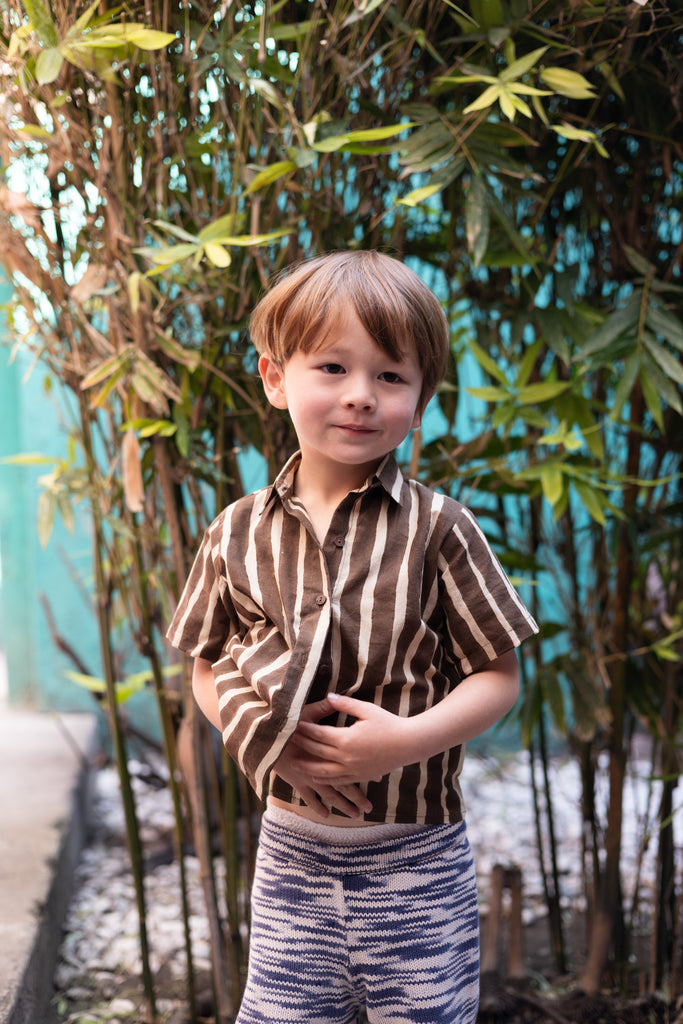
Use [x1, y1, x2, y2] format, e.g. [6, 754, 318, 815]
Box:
[258, 354, 289, 410]
[412, 389, 433, 429]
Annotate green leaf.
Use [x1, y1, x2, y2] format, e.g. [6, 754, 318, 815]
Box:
[313, 122, 415, 153]
[466, 385, 511, 402]
[500, 47, 549, 82]
[197, 214, 238, 243]
[579, 293, 641, 358]
[463, 84, 501, 115]
[23, 0, 59, 46]
[152, 220, 200, 243]
[117, 25, 176, 50]
[639, 360, 665, 430]
[146, 242, 200, 266]
[204, 242, 231, 268]
[397, 184, 442, 207]
[468, 338, 508, 385]
[465, 174, 489, 267]
[37, 489, 56, 548]
[515, 338, 544, 388]
[121, 417, 177, 438]
[0, 452, 57, 466]
[343, 123, 416, 142]
[535, 309, 570, 365]
[573, 480, 605, 525]
[610, 350, 640, 422]
[342, 0, 386, 26]
[154, 330, 200, 371]
[541, 464, 564, 507]
[646, 306, 683, 353]
[517, 380, 571, 404]
[80, 349, 132, 391]
[643, 335, 683, 386]
[540, 67, 596, 99]
[244, 160, 297, 196]
[35, 47, 64, 84]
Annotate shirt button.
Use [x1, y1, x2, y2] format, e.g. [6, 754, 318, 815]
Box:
[315, 594, 327, 606]
[334, 536, 344, 548]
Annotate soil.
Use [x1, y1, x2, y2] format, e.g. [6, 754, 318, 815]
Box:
[474, 912, 682, 1024]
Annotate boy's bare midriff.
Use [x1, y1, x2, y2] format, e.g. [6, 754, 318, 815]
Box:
[267, 794, 386, 827]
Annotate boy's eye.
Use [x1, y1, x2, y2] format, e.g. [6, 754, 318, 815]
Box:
[320, 363, 345, 375]
[379, 371, 403, 384]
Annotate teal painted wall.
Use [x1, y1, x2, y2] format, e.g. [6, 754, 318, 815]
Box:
[0, 305, 98, 711]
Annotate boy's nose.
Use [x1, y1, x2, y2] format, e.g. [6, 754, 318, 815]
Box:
[343, 384, 376, 410]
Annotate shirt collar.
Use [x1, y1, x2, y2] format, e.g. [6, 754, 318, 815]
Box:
[263, 450, 405, 512]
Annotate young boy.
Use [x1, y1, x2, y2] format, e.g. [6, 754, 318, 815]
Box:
[167, 250, 538, 1024]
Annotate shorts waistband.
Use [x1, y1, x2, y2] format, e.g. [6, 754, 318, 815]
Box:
[258, 813, 467, 875]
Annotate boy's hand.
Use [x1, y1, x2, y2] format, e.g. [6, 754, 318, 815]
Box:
[289, 693, 413, 786]
[274, 698, 373, 819]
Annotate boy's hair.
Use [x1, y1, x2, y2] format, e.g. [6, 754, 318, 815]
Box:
[249, 250, 449, 411]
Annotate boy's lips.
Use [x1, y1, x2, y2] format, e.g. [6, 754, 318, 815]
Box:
[336, 423, 376, 434]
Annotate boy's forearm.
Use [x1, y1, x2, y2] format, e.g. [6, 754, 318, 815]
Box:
[291, 649, 521, 786]
[403, 648, 520, 763]
[192, 657, 222, 731]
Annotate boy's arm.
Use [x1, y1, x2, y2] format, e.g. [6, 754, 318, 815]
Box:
[192, 656, 373, 818]
[288, 649, 520, 786]
[192, 657, 223, 730]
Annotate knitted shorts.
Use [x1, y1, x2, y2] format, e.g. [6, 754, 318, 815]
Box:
[236, 811, 480, 1024]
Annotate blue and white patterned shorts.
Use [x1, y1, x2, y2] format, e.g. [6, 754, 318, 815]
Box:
[236, 813, 480, 1024]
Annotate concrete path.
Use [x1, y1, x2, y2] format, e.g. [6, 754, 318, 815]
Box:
[0, 708, 98, 1024]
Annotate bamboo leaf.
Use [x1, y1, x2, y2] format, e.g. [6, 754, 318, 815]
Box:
[468, 338, 508, 385]
[37, 489, 56, 548]
[343, 123, 416, 142]
[204, 242, 232, 268]
[397, 184, 442, 207]
[639, 356, 666, 430]
[541, 67, 596, 99]
[152, 220, 200, 243]
[500, 46, 549, 82]
[0, 452, 57, 466]
[573, 480, 606, 525]
[196, 214, 238, 243]
[465, 175, 489, 267]
[244, 160, 297, 196]
[81, 349, 132, 390]
[578, 293, 641, 358]
[646, 306, 683, 353]
[466, 385, 511, 402]
[610, 350, 640, 422]
[463, 84, 500, 115]
[643, 335, 683, 387]
[154, 330, 200, 371]
[23, 0, 59, 46]
[541, 464, 564, 507]
[517, 380, 571, 403]
[35, 47, 64, 84]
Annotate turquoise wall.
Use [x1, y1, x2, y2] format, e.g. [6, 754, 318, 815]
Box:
[0, 310, 98, 711]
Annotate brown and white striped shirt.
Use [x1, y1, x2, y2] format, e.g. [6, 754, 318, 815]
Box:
[167, 451, 538, 824]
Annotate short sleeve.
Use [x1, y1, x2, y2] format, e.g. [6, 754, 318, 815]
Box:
[166, 516, 238, 663]
[438, 504, 538, 677]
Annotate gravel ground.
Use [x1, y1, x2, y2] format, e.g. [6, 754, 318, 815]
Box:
[52, 746, 681, 1023]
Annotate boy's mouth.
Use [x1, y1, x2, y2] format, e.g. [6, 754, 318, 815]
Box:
[337, 423, 375, 434]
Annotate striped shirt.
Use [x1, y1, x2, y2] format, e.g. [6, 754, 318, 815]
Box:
[166, 451, 538, 824]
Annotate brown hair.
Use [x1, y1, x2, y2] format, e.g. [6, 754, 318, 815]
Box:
[249, 250, 449, 410]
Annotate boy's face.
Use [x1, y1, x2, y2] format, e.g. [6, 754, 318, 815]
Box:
[259, 308, 424, 482]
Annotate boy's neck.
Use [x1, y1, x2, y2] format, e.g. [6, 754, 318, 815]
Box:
[293, 454, 383, 542]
